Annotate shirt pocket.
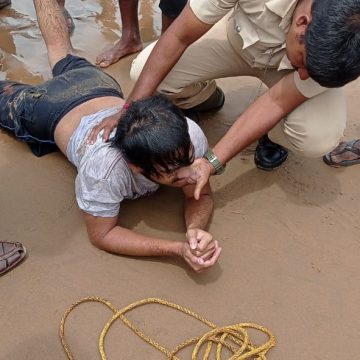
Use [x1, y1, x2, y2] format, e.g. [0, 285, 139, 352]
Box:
[232, 8, 260, 49]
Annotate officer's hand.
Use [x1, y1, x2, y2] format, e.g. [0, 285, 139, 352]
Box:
[176, 158, 214, 199]
[87, 111, 121, 144]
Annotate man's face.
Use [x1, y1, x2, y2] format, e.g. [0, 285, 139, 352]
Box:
[148, 145, 195, 188]
[286, 32, 309, 80]
[286, 0, 312, 80]
[149, 167, 194, 188]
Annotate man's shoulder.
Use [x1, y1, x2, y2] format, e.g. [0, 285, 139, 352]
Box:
[79, 143, 130, 182]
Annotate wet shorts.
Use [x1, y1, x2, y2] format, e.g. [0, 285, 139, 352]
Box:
[159, 0, 187, 18]
[0, 54, 123, 156]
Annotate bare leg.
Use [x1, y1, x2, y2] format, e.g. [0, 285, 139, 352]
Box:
[56, 0, 75, 35]
[159, 0, 187, 34]
[0, 0, 11, 10]
[33, 0, 73, 69]
[161, 14, 174, 34]
[96, 0, 142, 68]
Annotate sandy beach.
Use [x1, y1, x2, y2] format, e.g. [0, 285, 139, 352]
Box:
[1, 0, 359, 358]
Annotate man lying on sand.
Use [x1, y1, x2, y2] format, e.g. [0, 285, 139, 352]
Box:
[0, 0, 221, 272]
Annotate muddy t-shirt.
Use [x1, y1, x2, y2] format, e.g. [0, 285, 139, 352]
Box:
[66, 106, 208, 217]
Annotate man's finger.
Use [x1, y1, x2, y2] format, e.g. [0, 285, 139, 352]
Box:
[189, 235, 198, 250]
[87, 127, 97, 144]
[196, 247, 216, 260]
[186, 253, 203, 271]
[103, 127, 112, 142]
[202, 247, 222, 267]
[195, 239, 217, 257]
[196, 234, 213, 252]
[194, 176, 207, 200]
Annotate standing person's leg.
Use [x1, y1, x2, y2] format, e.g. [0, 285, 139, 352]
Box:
[33, 0, 73, 69]
[0, 0, 11, 9]
[131, 15, 258, 110]
[96, 0, 142, 68]
[159, 0, 187, 34]
[56, 0, 75, 35]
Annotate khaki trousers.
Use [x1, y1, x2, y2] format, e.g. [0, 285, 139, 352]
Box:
[131, 17, 346, 157]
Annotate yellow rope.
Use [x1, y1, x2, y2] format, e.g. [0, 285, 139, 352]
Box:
[60, 297, 276, 360]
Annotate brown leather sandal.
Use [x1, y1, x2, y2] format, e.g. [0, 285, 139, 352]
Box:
[323, 139, 360, 167]
[0, 241, 27, 275]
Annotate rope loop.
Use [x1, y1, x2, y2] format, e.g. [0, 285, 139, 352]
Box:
[60, 297, 276, 360]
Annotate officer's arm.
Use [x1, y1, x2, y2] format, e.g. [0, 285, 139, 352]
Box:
[212, 72, 308, 166]
[192, 72, 308, 199]
[127, 4, 212, 102]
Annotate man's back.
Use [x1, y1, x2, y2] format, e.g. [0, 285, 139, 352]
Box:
[67, 105, 159, 218]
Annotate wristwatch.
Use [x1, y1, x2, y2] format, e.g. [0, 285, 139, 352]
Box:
[204, 149, 226, 175]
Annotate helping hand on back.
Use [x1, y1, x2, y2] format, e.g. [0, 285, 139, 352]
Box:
[87, 110, 122, 144]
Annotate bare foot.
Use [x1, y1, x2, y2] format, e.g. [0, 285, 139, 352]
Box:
[96, 38, 143, 68]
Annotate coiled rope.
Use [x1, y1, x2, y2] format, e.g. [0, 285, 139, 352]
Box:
[60, 297, 276, 359]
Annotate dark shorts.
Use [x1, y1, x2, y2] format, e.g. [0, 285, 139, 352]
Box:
[159, 0, 187, 18]
[0, 54, 123, 156]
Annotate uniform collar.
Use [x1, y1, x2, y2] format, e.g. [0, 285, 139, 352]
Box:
[265, 0, 299, 71]
[266, 0, 299, 30]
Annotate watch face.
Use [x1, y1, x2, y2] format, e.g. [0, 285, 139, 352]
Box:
[204, 150, 225, 174]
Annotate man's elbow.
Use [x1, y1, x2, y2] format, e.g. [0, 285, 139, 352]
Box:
[88, 233, 108, 250]
[87, 227, 114, 251]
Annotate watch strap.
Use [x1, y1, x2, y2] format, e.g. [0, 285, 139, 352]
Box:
[204, 149, 226, 175]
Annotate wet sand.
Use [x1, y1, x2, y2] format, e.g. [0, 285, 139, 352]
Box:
[1, 0, 359, 359]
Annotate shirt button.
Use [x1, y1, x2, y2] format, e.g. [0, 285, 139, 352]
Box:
[235, 25, 241, 33]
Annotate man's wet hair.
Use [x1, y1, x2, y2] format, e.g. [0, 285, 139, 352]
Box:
[112, 95, 194, 177]
[305, 0, 360, 87]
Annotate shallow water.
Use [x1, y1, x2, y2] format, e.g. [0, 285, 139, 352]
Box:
[0, 0, 161, 83]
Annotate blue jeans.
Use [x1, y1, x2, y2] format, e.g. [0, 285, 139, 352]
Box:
[0, 54, 123, 156]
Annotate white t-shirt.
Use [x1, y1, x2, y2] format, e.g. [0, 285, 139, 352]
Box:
[66, 106, 208, 217]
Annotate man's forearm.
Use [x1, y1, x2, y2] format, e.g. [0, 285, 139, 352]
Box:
[93, 225, 183, 258]
[82, 210, 216, 271]
[212, 73, 308, 165]
[184, 193, 213, 231]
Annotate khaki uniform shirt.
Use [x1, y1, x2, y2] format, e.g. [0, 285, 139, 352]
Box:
[189, 0, 327, 98]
